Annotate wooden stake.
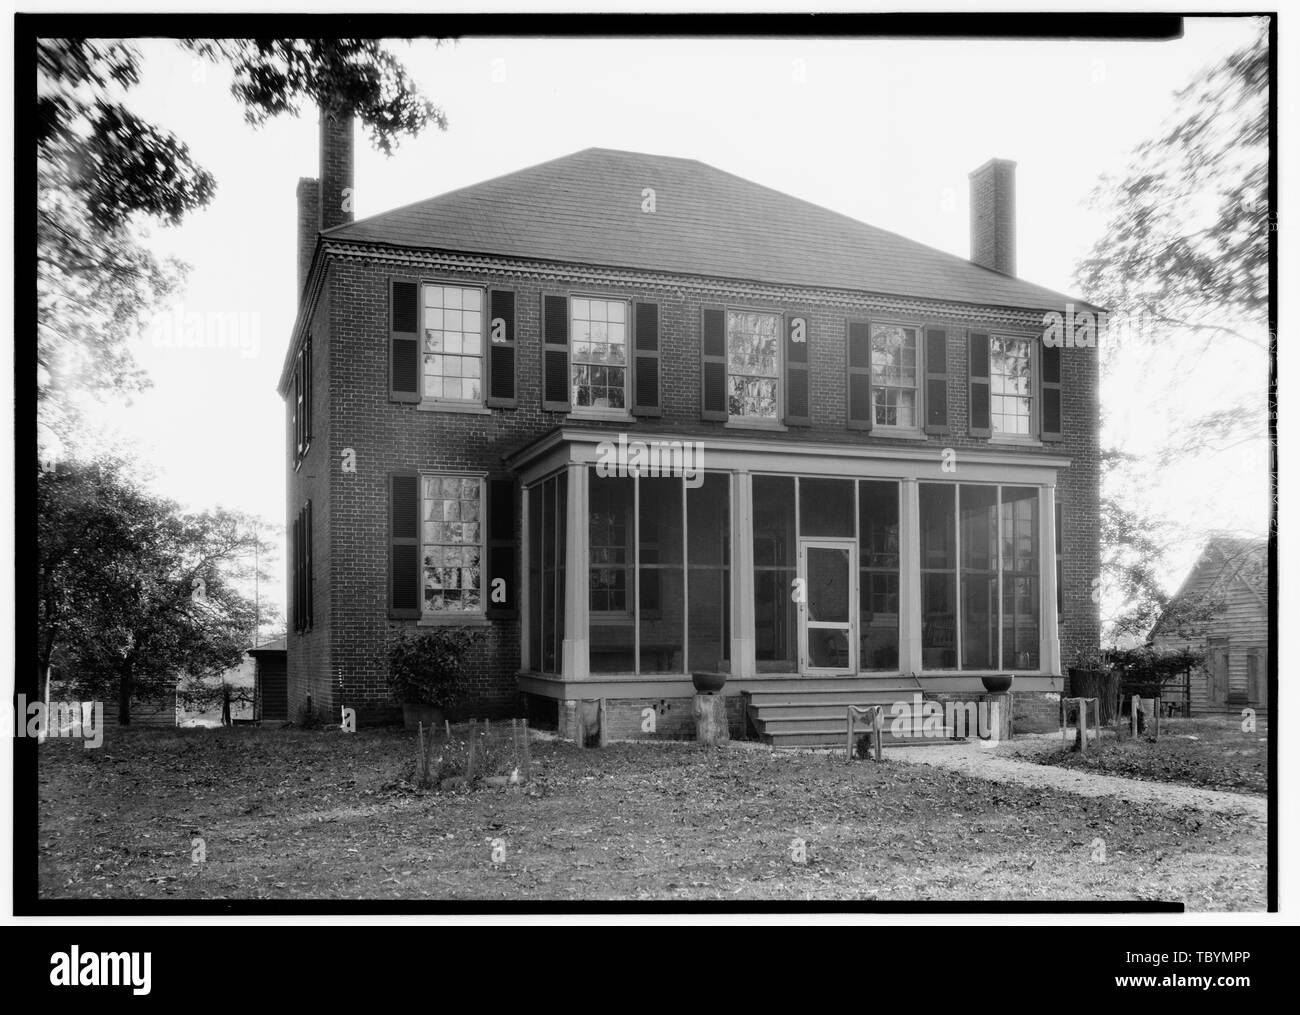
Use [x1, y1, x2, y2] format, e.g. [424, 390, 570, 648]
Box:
[1079, 698, 1088, 754]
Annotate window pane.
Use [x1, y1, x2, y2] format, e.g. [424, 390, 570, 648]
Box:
[753, 475, 796, 668]
[726, 310, 780, 418]
[871, 324, 918, 426]
[1001, 487, 1039, 669]
[421, 284, 484, 402]
[687, 474, 731, 672]
[571, 298, 629, 411]
[920, 484, 956, 669]
[919, 483, 955, 570]
[959, 485, 998, 669]
[799, 477, 854, 537]
[422, 475, 482, 613]
[990, 335, 1033, 435]
[859, 480, 900, 670]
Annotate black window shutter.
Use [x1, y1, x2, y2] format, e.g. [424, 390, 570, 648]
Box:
[487, 478, 517, 614]
[389, 278, 420, 403]
[846, 319, 873, 431]
[701, 305, 727, 421]
[304, 500, 313, 631]
[292, 356, 302, 464]
[304, 333, 313, 447]
[389, 472, 420, 618]
[632, 300, 662, 417]
[923, 327, 949, 434]
[1041, 344, 1062, 441]
[968, 331, 992, 438]
[291, 514, 301, 632]
[541, 293, 571, 412]
[486, 287, 517, 408]
[784, 312, 810, 426]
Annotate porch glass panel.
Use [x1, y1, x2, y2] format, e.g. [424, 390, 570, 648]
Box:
[960, 484, 998, 670]
[920, 483, 957, 669]
[588, 473, 635, 673]
[799, 477, 854, 538]
[687, 473, 731, 672]
[638, 475, 685, 673]
[858, 480, 900, 670]
[528, 471, 567, 675]
[753, 475, 797, 670]
[1000, 486, 1040, 669]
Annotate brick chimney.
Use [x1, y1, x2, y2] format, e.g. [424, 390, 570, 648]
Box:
[969, 158, 1016, 276]
[295, 176, 320, 297]
[318, 104, 354, 233]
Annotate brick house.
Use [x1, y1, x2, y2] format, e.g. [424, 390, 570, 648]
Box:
[279, 111, 1101, 742]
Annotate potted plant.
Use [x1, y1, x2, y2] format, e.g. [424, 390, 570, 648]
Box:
[387, 627, 483, 731]
[981, 674, 1014, 693]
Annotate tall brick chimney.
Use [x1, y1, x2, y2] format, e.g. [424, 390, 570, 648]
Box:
[296, 176, 320, 297]
[318, 104, 355, 233]
[969, 158, 1016, 276]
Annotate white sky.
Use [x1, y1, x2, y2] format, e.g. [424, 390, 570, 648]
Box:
[77, 19, 1269, 622]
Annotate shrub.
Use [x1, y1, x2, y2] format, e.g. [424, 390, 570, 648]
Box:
[387, 627, 483, 708]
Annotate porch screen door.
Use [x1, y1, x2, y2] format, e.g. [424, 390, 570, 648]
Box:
[798, 539, 857, 674]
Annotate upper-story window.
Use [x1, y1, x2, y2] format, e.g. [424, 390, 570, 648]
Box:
[990, 335, 1034, 436]
[422, 283, 485, 404]
[571, 296, 629, 411]
[727, 309, 781, 419]
[292, 333, 312, 466]
[870, 323, 918, 428]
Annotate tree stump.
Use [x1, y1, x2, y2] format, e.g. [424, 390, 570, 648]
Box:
[692, 693, 729, 746]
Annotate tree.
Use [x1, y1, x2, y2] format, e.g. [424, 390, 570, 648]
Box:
[36, 38, 446, 447]
[38, 459, 277, 722]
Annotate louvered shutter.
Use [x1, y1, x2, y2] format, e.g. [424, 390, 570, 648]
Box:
[541, 293, 571, 412]
[701, 306, 727, 421]
[291, 513, 301, 632]
[389, 279, 420, 403]
[968, 331, 992, 437]
[487, 478, 517, 614]
[632, 300, 662, 417]
[784, 312, 810, 426]
[846, 319, 873, 431]
[1041, 344, 1062, 441]
[304, 334, 313, 447]
[486, 287, 517, 408]
[923, 327, 949, 434]
[389, 472, 420, 618]
[304, 500, 313, 630]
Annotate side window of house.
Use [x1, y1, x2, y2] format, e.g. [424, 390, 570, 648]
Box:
[571, 296, 630, 412]
[725, 310, 781, 419]
[422, 283, 485, 404]
[421, 474, 485, 614]
[870, 323, 919, 428]
[989, 334, 1034, 436]
[292, 334, 312, 466]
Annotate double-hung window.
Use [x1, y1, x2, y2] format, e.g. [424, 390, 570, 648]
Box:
[422, 283, 485, 405]
[989, 335, 1034, 436]
[726, 309, 781, 420]
[421, 474, 485, 614]
[571, 296, 630, 412]
[870, 323, 919, 428]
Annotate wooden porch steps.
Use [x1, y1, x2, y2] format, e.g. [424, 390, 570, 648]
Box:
[742, 682, 960, 748]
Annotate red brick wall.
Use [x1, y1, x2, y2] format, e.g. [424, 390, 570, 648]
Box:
[289, 245, 1100, 720]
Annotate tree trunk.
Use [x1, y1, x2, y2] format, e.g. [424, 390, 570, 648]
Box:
[118, 663, 133, 726]
[692, 693, 729, 747]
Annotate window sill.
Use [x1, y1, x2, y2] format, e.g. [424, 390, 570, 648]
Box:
[988, 435, 1044, 448]
[418, 614, 492, 627]
[870, 427, 929, 442]
[568, 408, 633, 423]
[724, 418, 786, 432]
[417, 401, 491, 415]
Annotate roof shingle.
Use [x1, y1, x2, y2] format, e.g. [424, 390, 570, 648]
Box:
[325, 148, 1093, 313]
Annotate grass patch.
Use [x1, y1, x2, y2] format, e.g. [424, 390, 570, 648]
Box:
[36, 724, 1265, 908]
[1035, 715, 1269, 795]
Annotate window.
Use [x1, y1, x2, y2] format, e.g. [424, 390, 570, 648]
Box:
[990, 335, 1033, 436]
[870, 323, 918, 427]
[571, 296, 629, 411]
[919, 483, 1040, 671]
[422, 283, 484, 403]
[292, 501, 313, 633]
[589, 479, 631, 612]
[727, 310, 780, 419]
[292, 334, 311, 466]
[421, 475, 484, 613]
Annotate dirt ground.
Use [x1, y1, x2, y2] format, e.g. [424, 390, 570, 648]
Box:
[36, 725, 1266, 908]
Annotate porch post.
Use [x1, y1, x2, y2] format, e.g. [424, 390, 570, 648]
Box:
[561, 462, 590, 681]
[731, 470, 756, 677]
[899, 478, 923, 676]
[1039, 483, 1061, 676]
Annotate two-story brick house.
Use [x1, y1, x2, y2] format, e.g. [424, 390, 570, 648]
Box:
[280, 109, 1101, 743]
